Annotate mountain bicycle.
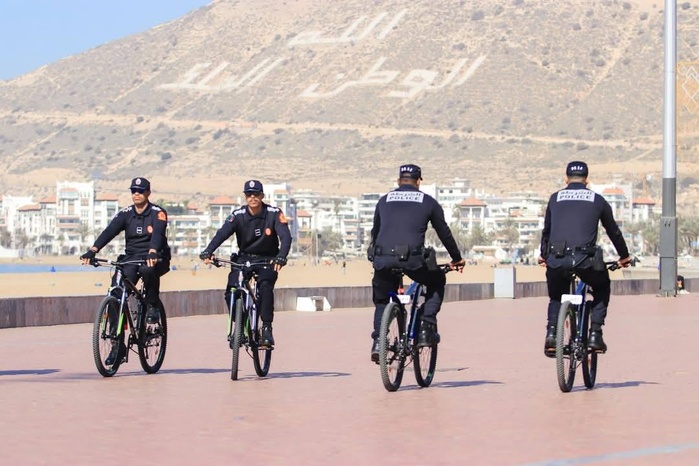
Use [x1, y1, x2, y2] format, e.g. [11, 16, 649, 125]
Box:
[89, 257, 167, 377]
[556, 261, 620, 392]
[212, 257, 273, 381]
[378, 264, 453, 392]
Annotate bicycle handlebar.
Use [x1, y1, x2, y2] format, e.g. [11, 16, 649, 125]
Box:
[88, 257, 150, 268]
[211, 257, 272, 269]
[605, 261, 621, 271]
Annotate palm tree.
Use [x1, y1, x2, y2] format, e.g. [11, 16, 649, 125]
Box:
[497, 218, 520, 252]
[640, 218, 660, 255]
[470, 224, 493, 247]
[0, 227, 11, 248]
[678, 216, 699, 255]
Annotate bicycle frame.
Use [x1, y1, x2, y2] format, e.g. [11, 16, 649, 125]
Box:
[387, 264, 451, 358]
[213, 258, 270, 345]
[227, 267, 260, 342]
[93, 258, 149, 352]
[388, 280, 423, 355]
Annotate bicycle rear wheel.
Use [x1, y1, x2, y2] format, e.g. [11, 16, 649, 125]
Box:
[230, 299, 244, 381]
[92, 296, 123, 377]
[581, 303, 598, 389]
[379, 302, 406, 392]
[556, 301, 577, 392]
[251, 313, 272, 377]
[138, 300, 168, 374]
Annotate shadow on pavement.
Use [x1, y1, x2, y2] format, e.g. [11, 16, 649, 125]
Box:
[241, 371, 352, 381]
[0, 369, 60, 377]
[587, 380, 660, 390]
[399, 379, 503, 391]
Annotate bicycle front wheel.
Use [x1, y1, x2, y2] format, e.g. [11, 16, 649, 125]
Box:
[138, 300, 168, 374]
[413, 342, 438, 387]
[556, 301, 577, 393]
[251, 314, 272, 377]
[230, 299, 244, 381]
[92, 296, 123, 377]
[581, 303, 598, 389]
[379, 302, 406, 392]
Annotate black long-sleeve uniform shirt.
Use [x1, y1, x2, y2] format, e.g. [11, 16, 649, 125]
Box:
[540, 182, 629, 258]
[93, 203, 169, 257]
[204, 203, 292, 258]
[370, 184, 462, 262]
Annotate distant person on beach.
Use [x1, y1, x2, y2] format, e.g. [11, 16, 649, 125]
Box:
[538, 161, 630, 357]
[367, 164, 465, 363]
[677, 275, 689, 294]
[199, 179, 291, 348]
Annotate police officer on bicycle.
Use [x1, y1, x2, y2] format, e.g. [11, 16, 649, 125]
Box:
[368, 164, 465, 363]
[199, 180, 292, 347]
[80, 177, 171, 363]
[538, 161, 631, 356]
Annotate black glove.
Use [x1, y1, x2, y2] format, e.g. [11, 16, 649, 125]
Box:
[146, 252, 159, 261]
[274, 256, 287, 267]
[80, 249, 96, 260]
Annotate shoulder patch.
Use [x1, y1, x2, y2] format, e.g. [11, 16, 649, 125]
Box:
[232, 207, 246, 216]
[151, 205, 162, 212]
[157, 211, 167, 221]
[278, 211, 288, 224]
[120, 206, 133, 213]
[266, 206, 280, 213]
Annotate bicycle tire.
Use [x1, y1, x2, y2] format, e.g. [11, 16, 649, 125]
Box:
[92, 296, 122, 377]
[230, 298, 244, 381]
[137, 300, 168, 374]
[379, 302, 406, 392]
[413, 307, 438, 387]
[556, 301, 577, 393]
[251, 311, 272, 377]
[581, 303, 598, 389]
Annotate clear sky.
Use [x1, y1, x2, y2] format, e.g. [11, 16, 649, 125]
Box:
[0, 0, 211, 81]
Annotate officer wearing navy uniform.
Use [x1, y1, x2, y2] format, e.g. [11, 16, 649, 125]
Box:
[539, 161, 631, 356]
[199, 180, 292, 347]
[81, 177, 171, 365]
[368, 164, 465, 362]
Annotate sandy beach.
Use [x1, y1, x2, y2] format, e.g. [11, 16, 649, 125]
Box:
[0, 254, 655, 299]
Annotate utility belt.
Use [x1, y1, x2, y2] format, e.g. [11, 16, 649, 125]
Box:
[374, 245, 425, 259]
[547, 242, 604, 271]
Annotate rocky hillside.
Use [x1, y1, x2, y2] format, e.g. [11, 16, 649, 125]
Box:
[1, 0, 699, 206]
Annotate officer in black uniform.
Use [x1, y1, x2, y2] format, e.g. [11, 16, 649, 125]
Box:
[199, 180, 292, 347]
[80, 177, 171, 365]
[539, 161, 631, 356]
[368, 164, 465, 362]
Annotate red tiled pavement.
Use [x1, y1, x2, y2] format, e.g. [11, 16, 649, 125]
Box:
[1, 294, 698, 465]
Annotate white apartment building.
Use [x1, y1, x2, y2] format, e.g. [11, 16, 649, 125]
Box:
[2, 177, 660, 258]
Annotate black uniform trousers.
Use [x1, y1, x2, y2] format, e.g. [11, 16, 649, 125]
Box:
[224, 261, 278, 324]
[546, 264, 611, 329]
[114, 254, 170, 306]
[371, 255, 446, 339]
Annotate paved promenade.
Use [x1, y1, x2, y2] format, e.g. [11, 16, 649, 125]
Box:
[1, 294, 698, 465]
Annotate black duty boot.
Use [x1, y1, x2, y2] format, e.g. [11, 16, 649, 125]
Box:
[146, 303, 160, 324]
[260, 324, 275, 347]
[105, 341, 126, 366]
[544, 325, 556, 358]
[417, 321, 440, 347]
[588, 329, 607, 353]
[371, 338, 380, 364]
